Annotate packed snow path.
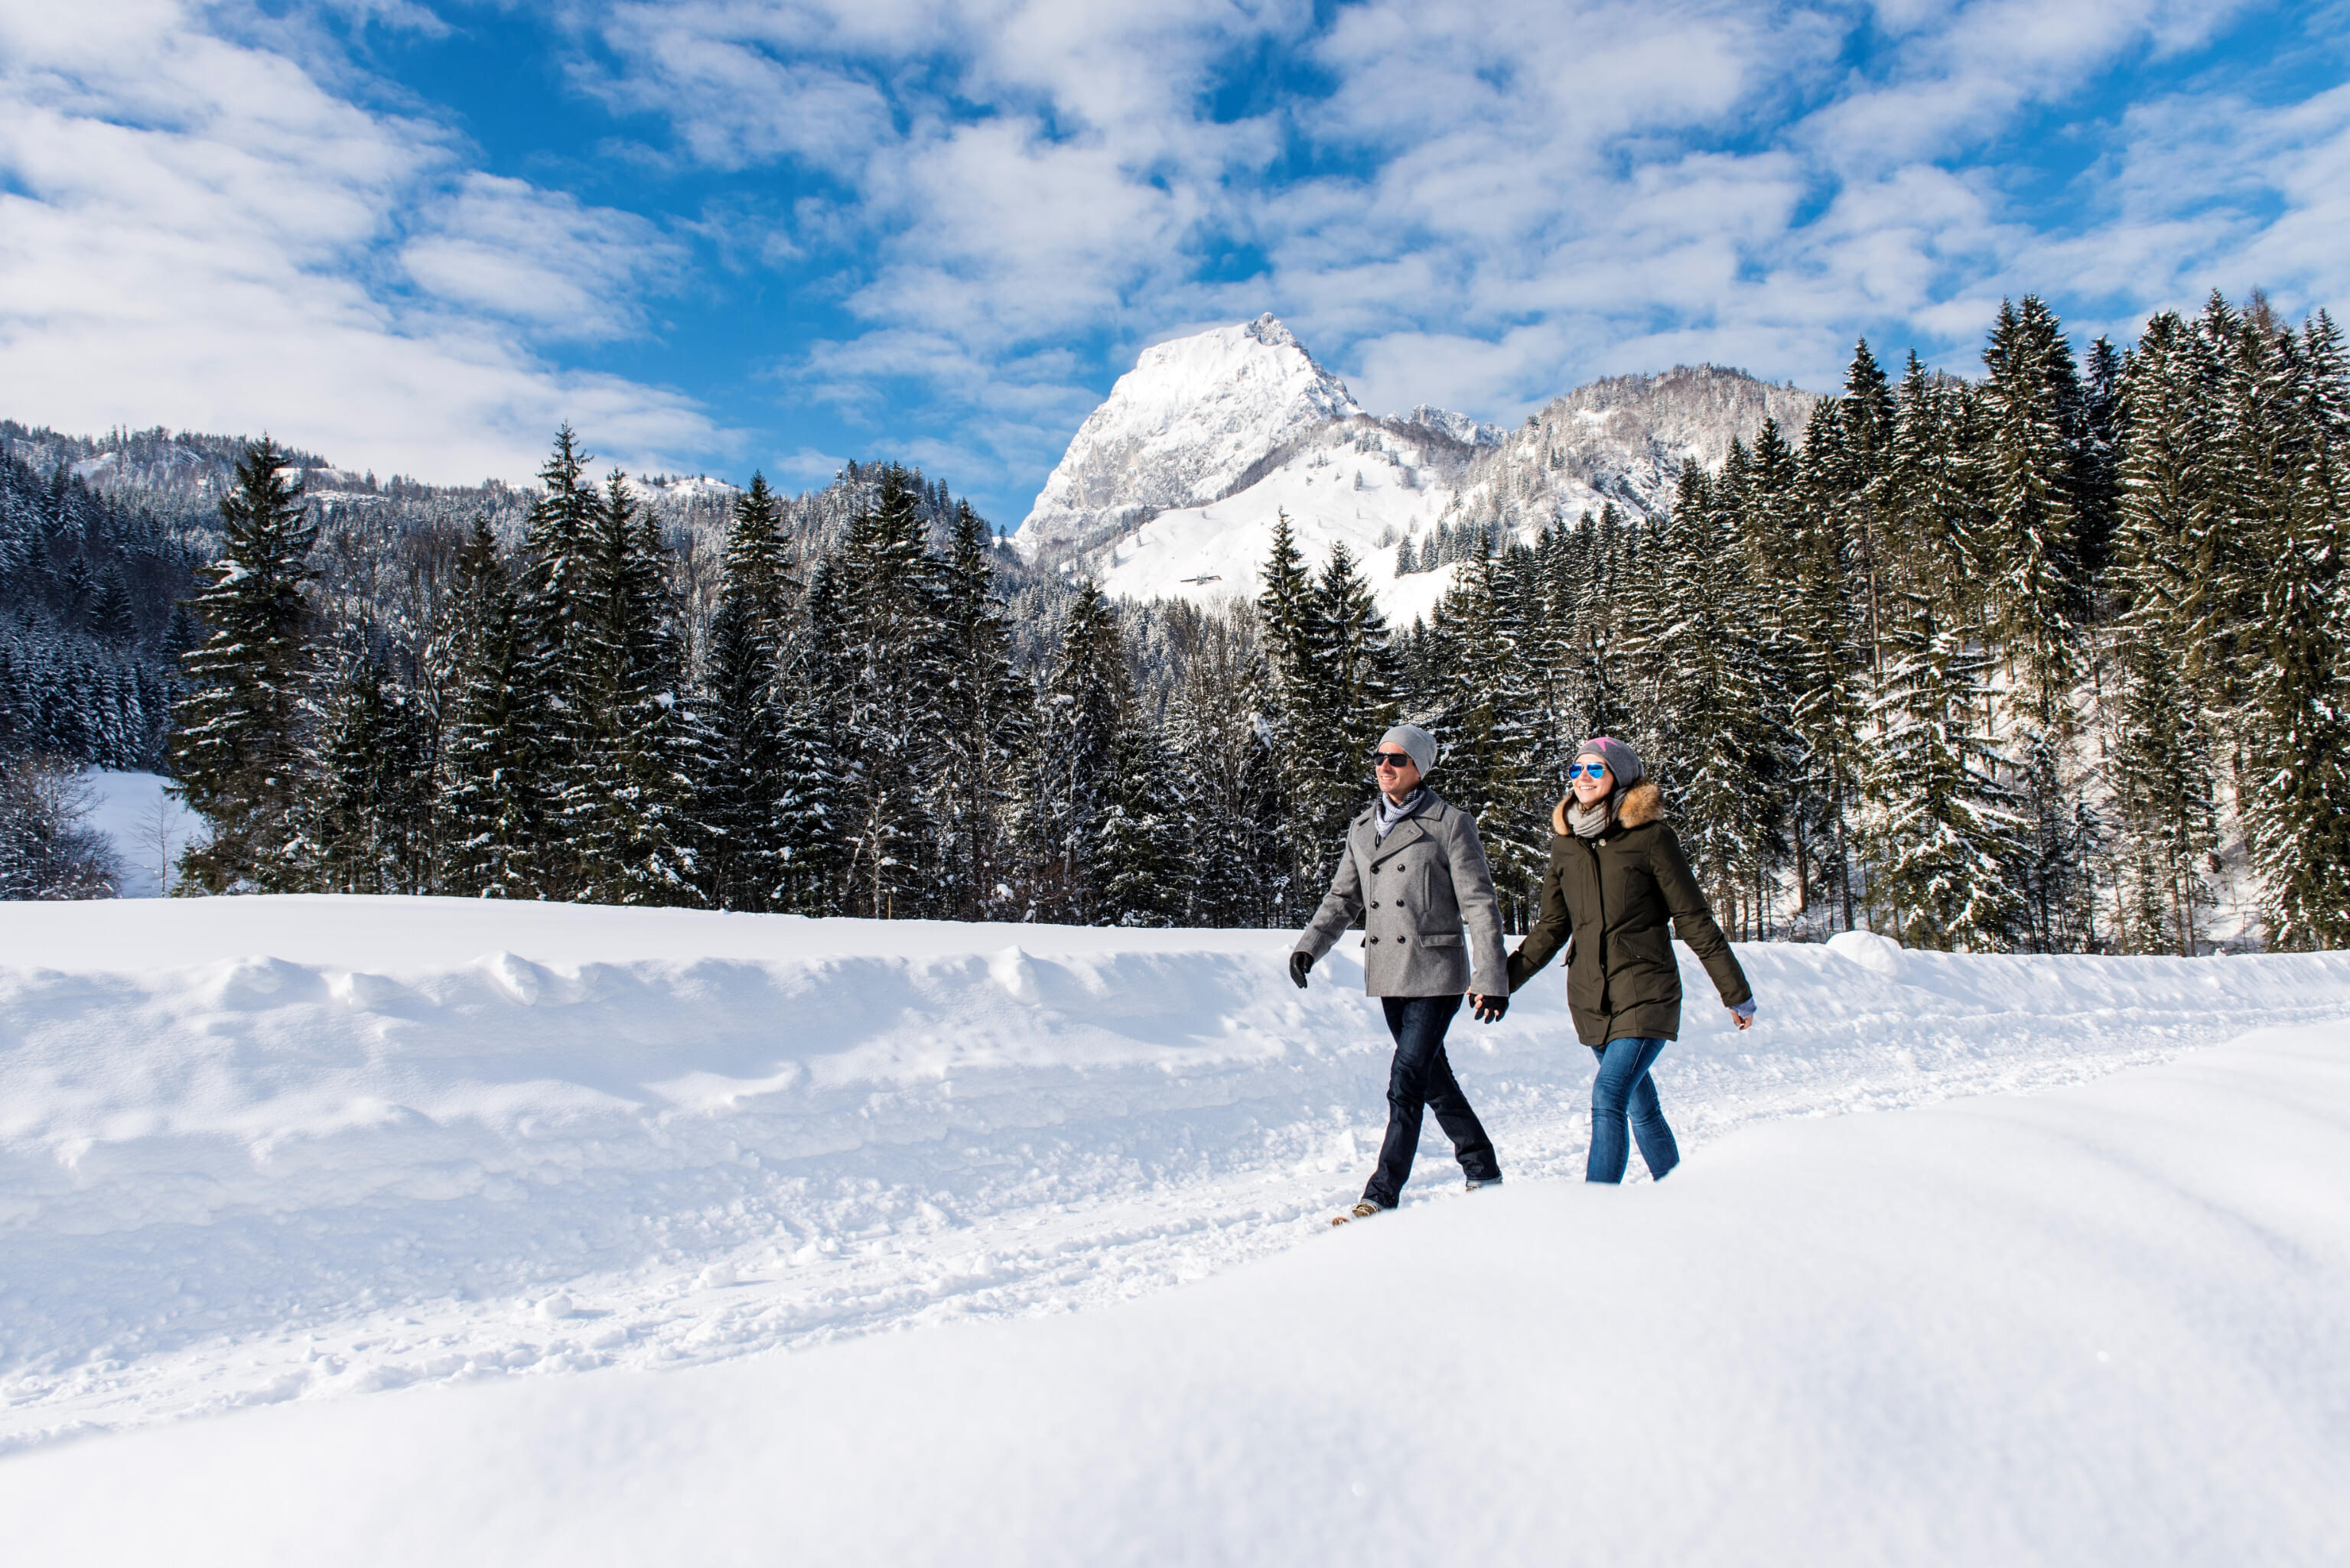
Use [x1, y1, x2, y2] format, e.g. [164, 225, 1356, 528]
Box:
[5, 897, 2349, 1454]
[9, 1018, 2348, 1566]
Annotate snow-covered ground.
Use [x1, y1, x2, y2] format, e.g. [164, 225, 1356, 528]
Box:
[78, 770, 199, 897]
[3, 897, 2347, 1561]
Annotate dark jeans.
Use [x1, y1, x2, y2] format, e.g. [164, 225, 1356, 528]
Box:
[1587, 1035, 1680, 1183]
[1363, 994, 1501, 1209]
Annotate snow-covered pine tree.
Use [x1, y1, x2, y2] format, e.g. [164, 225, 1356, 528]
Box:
[1161, 607, 1287, 926]
[833, 464, 946, 919]
[171, 437, 317, 893]
[1860, 608, 2026, 952]
[1639, 460, 1780, 937]
[2105, 312, 2219, 952]
[1020, 579, 1128, 922]
[933, 500, 1031, 920]
[295, 650, 432, 893]
[721, 471, 795, 646]
[772, 558, 851, 916]
[513, 426, 601, 898]
[1095, 711, 1190, 926]
[1425, 538, 1546, 919]
[1295, 543, 1402, 857]
[1979, 296, 2091, 732]
[692, 591, 785, 911]
[434, 518, 540, 898]
[2241, 309, 2350, 948]
[568, 471, 698, 906]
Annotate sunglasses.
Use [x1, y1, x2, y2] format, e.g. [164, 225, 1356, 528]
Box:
[1565, 763, 1610, 780]
[1369, 751, 1416, 769]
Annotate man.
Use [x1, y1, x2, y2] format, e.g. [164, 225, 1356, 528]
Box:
[1291, 722, 1509, 1225]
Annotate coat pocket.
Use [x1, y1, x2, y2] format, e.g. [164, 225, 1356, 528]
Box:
[1419, 932, 1463, 946]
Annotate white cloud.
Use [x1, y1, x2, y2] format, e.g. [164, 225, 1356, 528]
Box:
[4, 0, 2341, 517]
[0, 2, 724, 482]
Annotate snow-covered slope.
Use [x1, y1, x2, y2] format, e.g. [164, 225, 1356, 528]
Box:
[1020, 320, 1819, 618]
[8, 1000, 2348, 1565]
[5, 894, 2350, 1462]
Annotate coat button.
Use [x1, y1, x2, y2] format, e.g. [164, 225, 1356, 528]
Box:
[1368, 936, 1379, 945]
[1370, 900, 1379, 909]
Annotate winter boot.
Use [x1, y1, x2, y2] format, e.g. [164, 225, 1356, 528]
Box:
[1465, 1176, 1502, 1192]
[1330, 1201, 1382, 1227]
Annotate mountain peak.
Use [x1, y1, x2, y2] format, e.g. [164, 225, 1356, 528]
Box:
[1243, 311, 1299, 350]
[1017, 316, 1362, 558]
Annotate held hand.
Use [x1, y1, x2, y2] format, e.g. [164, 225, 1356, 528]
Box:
[1469, 992, 1508, 1023]
[1290, 952, 1314, 990]
[1730, 1004, 1755, 1031]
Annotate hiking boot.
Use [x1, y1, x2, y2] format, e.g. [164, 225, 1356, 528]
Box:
[1330, 1201, 1382, 1226]
[1465, 1176, 1502, 1192]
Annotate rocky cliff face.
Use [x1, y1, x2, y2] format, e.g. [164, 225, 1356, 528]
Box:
[1444, 366, 1820, 530]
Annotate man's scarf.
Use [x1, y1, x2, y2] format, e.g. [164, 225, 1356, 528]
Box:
[1375, 786, 1427, 840]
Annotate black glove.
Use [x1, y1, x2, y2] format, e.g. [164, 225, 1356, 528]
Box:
[1289, 951, 1314, 989]
[1472, 993, 1508, 1023]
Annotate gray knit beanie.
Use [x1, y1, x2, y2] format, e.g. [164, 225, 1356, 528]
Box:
[1378, 723, 1438, 777]
[1574, 736, 1644, 786]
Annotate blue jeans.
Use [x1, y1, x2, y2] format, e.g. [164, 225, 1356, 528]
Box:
[1587, 1036, 1680, 1183]
[1363, 994, 1500, 1208]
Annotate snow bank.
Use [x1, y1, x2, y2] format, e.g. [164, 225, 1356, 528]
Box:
[4, 896, 2349, 1457]
[7, 1020, 2346, 1566]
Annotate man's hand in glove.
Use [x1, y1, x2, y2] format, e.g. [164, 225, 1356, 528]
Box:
[1469, 992, 1508, 1023]
[1289, 952, 1314, 989]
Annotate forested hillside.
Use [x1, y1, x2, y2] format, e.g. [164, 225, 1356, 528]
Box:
[3, 291, 2343, 952]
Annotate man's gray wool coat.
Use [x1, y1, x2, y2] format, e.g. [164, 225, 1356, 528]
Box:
[1294, 789, 1511, 999]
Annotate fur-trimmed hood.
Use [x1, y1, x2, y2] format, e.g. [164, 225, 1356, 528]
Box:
[1551, 777, 1665, 837]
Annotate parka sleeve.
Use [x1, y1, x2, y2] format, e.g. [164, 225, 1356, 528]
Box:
[1506, 843, 1571, 992]
[1651, 825, 1753, 1009]
[1295, 831, 1365, 962]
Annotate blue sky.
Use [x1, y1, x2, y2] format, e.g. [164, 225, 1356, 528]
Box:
[3, 2, 2345, 529]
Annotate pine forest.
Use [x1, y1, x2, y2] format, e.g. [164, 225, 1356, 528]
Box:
[3, 292, 2345, 954]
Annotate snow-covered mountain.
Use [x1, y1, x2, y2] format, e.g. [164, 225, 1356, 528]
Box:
[1018, 314, 1366, 561]
[1016, 319, 1819, 620]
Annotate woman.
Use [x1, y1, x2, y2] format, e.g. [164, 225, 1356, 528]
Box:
[1502, 737, 1755, 1183]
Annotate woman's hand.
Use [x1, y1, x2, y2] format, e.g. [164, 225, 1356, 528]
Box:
[1730, 1003, 1755, 1031]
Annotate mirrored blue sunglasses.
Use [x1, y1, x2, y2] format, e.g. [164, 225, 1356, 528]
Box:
[1564, 763, 1610, 781]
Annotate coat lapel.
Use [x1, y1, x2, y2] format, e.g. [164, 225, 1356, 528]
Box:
[1368, 799, 1436, 865]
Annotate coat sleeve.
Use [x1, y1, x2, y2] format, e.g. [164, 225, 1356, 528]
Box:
[1295, 831, 1365, 962]
[1651, 825, 1753, 1009]
[1506, 844, 1571, 993]
[1445, 810, 1511, 999]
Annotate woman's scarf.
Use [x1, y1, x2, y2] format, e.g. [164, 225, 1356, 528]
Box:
[1375, 786, 1427, 839]
[1566, 793, 1613, 838]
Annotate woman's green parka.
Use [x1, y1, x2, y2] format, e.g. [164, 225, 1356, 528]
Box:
[1504, 779, 1752, 1046]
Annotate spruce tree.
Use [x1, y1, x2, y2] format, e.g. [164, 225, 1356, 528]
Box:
[693, 593, 786, 911]
[435, 518, 540, 897]
[1020, 580, 1127, 922]
[296, 651, 431, 893]
[834, 464, 945, 919]
[933, 501, 1030, 919]
[569, 472, 698, 906]
[2242, 311, 2350, 947]
[171, 436, 317, 893]
[513, 426, 600, 897]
